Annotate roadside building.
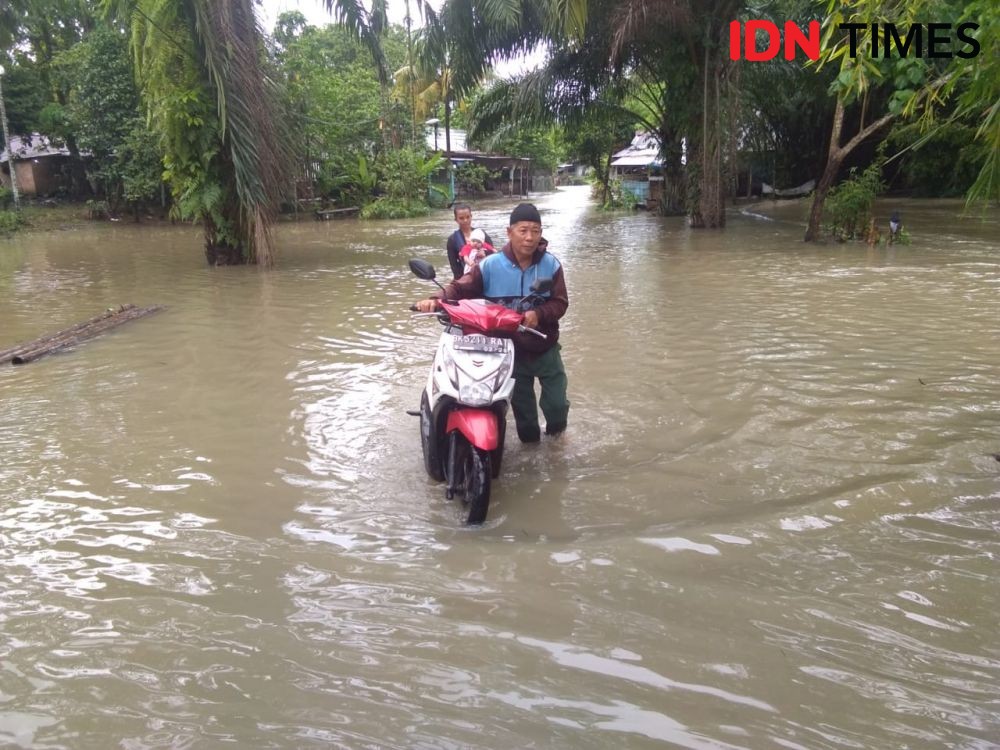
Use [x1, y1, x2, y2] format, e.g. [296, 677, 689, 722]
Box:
[1, 134, 80, 197]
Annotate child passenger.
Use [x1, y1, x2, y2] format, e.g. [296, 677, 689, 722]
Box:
[458, 228, 495, 275]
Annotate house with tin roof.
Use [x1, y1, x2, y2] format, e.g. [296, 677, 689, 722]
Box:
[1, 133, 79, 197]
[610, 131, 665, 209]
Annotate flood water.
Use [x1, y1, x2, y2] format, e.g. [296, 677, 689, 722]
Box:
[1, 188, 998, 748]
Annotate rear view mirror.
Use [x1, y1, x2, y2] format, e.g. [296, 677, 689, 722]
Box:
[409, 259, 436, 280]
[530, 277, 553, 294]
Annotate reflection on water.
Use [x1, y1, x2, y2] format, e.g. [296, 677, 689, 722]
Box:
[1, 190, 998, 747]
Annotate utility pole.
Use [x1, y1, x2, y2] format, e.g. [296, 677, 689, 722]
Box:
[0, 65, 21, 211]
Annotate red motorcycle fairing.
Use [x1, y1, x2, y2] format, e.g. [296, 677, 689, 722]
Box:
[445, 408, 500, 451]
[441, 299, 523, 336]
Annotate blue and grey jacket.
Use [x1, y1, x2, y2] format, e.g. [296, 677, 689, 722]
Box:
[437, 238, 568, 357]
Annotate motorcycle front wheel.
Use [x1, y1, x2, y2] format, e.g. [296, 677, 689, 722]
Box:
[458, 440, 492, 525]
[420, 391, 445, 482]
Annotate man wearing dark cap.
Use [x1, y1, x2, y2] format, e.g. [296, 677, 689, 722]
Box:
[415, 203, 570, 442]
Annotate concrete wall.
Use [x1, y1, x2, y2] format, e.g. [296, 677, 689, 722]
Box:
[1, 161, 38, 195]
[1, 158, 67, 196]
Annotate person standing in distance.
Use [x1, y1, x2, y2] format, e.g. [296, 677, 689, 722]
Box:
[416, 203, 570, 442]
[446, 203, 494, 280]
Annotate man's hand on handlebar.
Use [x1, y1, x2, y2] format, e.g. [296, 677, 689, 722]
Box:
[414, 299, 441, 313]
[522, 310, 540, 329]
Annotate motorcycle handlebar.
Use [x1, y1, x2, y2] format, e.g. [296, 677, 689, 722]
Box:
[518, 325, 547, 339]
[410, 303, 546, 338]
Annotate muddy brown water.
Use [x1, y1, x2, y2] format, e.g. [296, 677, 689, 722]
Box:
[1, 188, 998, 748]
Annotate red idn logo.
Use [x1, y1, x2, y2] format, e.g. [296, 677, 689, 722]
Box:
[730, 20, 821, 61]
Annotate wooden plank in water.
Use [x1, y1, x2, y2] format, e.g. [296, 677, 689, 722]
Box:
[314, 207, 359, 220]
[0, 304, 165, 365]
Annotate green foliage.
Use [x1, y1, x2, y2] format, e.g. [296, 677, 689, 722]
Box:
[360, 198, 430, 219]
[893, 227, 912, 246]
[48, 25, 161, 210]
[86, 198, 110, 219]
[740, 51, 838, 187]
[108, 0, 291, 264]
[0, 209, 24, 234]
[275, 19, 404, 202]
[118, 125, 162, 205]
[558, 108, 636, 199]
[600, 178, 639, 211]
[149, 39, 235, 242]
[329, 154, 378, 207]
[36, 102, 72, 142]
[473, 122, 562, 174]
[454, 161, 490, 193]
[891, 121, 987, 197]
[374, 146, 446, 205]
[824, 157, 886, 240]
[0, 187, 13, 210]
[359, 147, 446, 219]
[819, 0, 999, 205]
[0, 62, 47, 135]
[911, 0, 1000, 205]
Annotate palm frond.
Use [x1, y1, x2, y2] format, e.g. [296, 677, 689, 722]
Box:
[108, 0, 292, 265]
[321, 0, 389, 84]
[189, 0, 290, 265]
[610, 0, 692, 62]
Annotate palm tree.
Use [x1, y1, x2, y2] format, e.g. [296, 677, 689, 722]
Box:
[106, 0, 291, 266]
[443, 0, 742, 227]
[605, 0, 742, 227]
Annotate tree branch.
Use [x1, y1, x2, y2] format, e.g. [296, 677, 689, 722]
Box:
[837, 111, 895, 159]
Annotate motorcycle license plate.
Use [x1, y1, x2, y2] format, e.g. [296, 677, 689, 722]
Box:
[453, 335, 505, 353]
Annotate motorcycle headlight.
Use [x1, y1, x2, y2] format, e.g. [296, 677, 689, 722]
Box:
[459, 381, 493, 406]
[441, 345, 460, 388]
[493, 349, 514, 390]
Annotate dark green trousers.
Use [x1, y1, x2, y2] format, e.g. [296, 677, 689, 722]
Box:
[511, 344, 569, 442]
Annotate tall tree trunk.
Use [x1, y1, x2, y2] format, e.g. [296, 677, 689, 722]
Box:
[700, 56, 724, 228]
[659, 135, 685, 215]
[805, 97, 895, 241]
[601, 144, 614, 205]
[689, 42, 726, 228]
[444, 83, 453, 200]
[404, 0, 416, 144]
[0, 73, 20, 209]
[444, 90, 451, 155]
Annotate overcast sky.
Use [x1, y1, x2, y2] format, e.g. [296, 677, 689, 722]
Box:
[256, 0, 542, 76]
[257, 0, 442, 34]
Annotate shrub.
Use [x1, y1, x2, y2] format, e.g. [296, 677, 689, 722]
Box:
[0, 187, 13, 210]
[455, 162, 490, 194]
[824, 157, 885, 241]
[0, 210, 24, 234]
[373, 147, 447, 207]
[360, 198, 430, 220]
[601, 178, 640, 210]
[86, 199, 111, 220]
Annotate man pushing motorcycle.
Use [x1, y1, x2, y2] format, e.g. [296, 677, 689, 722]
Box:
[415, 203, 570, 443]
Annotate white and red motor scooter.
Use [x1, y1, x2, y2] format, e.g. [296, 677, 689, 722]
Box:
[407, 259, 551, 524]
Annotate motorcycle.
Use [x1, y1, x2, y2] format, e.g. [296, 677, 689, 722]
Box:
[407, 258, 552, 524]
